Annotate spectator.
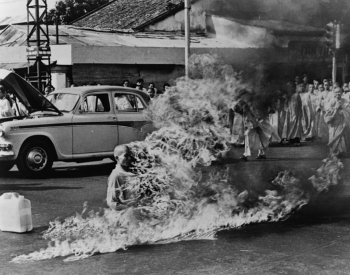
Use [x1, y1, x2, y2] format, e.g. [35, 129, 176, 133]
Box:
[122, 80, 130, 87]
[146, 82, 157, 99]
[0, 84, 14, 118]
[324, 87, 350, 156]
[302, 74, 308, 85]
[294, 76, 301, 85]
[44, 85, 54, 96]
[135, 78, 146, 92]
[163, 83, 171, 93]
[286, 84, 303, 145]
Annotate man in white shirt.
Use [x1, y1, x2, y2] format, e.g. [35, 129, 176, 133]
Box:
[0, 84, 14, 118]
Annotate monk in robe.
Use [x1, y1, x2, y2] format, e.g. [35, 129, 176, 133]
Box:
[286, 85, 303, 144]
[300, 84, 315, 140]
[239, 101, 275, 161]
[315, 84, 330, 142]
[324, 87, 350, 156]
[229, 102, 245, 145]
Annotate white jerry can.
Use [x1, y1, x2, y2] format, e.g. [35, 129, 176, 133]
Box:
[0, 192, 33, 233]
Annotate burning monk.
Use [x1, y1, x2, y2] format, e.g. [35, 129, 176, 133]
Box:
[106, 145, 136, 210]
[324, 87, 350, 156]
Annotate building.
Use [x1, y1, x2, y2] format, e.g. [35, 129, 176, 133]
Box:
[0, 0, 349, 89]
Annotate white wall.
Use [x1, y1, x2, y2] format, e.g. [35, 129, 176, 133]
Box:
[0, 46, 27, 63]
[51, 72, 67, 89]
[72, 45, 186, 65]
[51, 45, 72, 65]
[0, 45, 72, 66]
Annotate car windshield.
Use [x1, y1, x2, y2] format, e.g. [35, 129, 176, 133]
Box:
[46, 93, 80, 112]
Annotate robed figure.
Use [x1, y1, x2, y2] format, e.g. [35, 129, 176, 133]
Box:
[324, 89, 350, 156]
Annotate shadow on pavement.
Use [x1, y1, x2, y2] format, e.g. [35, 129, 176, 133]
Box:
[51, 162, 115, 179]
[0, 183, 82, 192]
[1, 162, 115, 179]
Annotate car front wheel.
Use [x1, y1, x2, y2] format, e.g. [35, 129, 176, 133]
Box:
[17, 140, 54, 177]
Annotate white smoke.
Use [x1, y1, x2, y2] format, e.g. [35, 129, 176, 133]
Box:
[11, 54, 343, 263]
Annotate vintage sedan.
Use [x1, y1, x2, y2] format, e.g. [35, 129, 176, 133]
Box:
[0, 69, 153, 177]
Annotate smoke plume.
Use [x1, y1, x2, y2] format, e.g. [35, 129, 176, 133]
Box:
[11, 54, 343, 263]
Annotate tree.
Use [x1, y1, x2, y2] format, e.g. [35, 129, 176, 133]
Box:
[47, 0, 110, 24]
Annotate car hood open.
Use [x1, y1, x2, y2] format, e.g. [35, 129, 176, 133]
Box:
[0, 69, 61, 115]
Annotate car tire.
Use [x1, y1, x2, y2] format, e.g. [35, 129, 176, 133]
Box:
[0, 161, 14, 175]
[17, 140, 54, 178]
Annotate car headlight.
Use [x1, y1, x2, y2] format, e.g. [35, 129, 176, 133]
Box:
[0, 143, 12, 151]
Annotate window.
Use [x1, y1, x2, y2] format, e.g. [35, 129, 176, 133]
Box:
[114, 94, 145, 112]
[47, 93, 79, 112]
[82, 94, 110, 113]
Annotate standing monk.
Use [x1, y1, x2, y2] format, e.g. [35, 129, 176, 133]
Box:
[324, 87, 350, 156]
[286, 84, 303, 145]
[240, 101, 275, 161]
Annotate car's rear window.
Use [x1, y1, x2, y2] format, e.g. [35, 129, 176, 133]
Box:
[83, 94, 110, 113]
[114, 94, 145, 112]
[47, 93, 80, 112]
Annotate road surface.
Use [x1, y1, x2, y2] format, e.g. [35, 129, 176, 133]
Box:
[1, 143, 350, 274]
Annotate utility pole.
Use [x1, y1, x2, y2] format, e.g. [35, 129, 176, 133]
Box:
[184, 0, 191, 79]
[333, 23, 341, 84]
[27, 0, 51, 93]
[325, 21, 341, 84]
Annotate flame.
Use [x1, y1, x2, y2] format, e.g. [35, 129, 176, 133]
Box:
[11, 54, 344, 263]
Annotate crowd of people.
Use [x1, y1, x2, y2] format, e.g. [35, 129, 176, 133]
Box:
[0, 78, 170, 118]
[121, 78, 170, 99]
[229, 75, 350, 160]
[65, 79, 171, 99]
[2, 73, 350, 160]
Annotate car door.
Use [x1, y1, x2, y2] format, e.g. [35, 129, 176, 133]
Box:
[72, 92, 118, 155]
[113, 91, 151, 145]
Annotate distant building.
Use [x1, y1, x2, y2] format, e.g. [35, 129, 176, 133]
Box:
[0, 0, 349, 89]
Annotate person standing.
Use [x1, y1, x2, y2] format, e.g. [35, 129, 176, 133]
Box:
[122, 80, 130, 87]
[44, 85, 54, 96]
[286, 84, 303, 145]
[0, 84, 14, 118]
[324, 87, 350, 156]
[301, 84, 316, 140]
[239, 101, 274, 161]
[146, 82, 157, 99]
[135, 78, 147, 93]
[158, 82, 171, 96]
[230, 101, 245, 145]
[315, 83, 330, 142]
[342, 83, 350, 101]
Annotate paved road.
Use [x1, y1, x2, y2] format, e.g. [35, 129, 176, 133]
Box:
[1, 144, 350, 274]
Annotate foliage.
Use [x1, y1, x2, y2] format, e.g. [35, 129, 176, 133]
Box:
[47, 0, 109, 24]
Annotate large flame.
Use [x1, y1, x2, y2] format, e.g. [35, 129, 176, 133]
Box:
[12, 54, 343, 263]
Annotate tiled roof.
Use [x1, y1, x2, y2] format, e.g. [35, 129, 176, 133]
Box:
[72, 0, 184, 32]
